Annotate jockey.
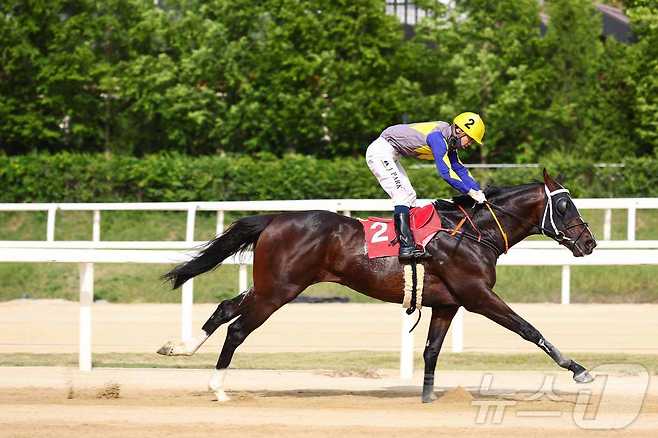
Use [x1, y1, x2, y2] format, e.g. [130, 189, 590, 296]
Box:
[365, 112, 486, 261]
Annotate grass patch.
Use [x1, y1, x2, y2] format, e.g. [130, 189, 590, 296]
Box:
[2, 351, 658, 374]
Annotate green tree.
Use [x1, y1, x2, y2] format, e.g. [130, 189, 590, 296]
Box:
[1, 0, 429, 156]
[410, 0, 543, 163]
[584, 37, 636, 161]
[112, 1, 229, 154]
[196, 0, 422, 157]
[0, 0, 68, 153]
[627, 0, 658, 155]
[0, 0, 153, 154]
[532, 0, 606, 159]
[0, 0, 651, 160]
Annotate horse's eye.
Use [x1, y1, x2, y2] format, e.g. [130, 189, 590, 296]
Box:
[556, 198, 569, 214]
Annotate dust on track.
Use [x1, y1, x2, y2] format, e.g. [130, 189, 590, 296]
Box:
[2, 379, 657, 438]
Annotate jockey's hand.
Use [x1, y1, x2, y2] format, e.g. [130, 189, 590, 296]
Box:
[468, 189, 487, 204]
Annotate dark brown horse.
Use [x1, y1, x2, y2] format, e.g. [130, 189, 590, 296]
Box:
[158, 169, 597, 403]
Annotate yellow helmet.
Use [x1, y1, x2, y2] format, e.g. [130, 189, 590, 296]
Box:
[453, 112, 485, 145]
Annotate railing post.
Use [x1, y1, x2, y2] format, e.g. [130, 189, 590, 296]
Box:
[181, 205, 197, 342]
[627, 207, 636, 241]
[79, 262, 94, 372]
[561, 265, 571, 304]
[239, 264, 248, 292]
[451, 307, 464, 353]
[400, 309, 414, 380]
[92, 210, 101, 241]
[47, 206, 56, 241]
[603, 209, 612, 241]
[185, 206, 196, 242]
[216, 210, 225, 236]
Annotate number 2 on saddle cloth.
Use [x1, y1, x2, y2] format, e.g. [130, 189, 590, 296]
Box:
[359, 204, 444, 258]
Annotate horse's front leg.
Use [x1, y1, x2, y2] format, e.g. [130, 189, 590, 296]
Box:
[422, 306, 459, 403]
[464, 286, 593, 383]
[157, 292, 246, 356]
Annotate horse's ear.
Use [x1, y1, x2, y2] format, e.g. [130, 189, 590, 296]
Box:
[542, 168, 560, 189]
[542, 168, 550, 183]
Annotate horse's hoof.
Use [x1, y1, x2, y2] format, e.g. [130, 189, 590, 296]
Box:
[422, 392, 437, 403]
[156, 341, 175, 356]
[213, 390, 230, 402]
[573, 370, 594, 383]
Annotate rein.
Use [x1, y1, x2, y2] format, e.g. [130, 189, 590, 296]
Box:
[451, 205, 481, 241]
[442, 200, 510, 255]
[442, 205, 502, 255]
[485, 185, 590, 249]
[485, 203, 509, 253]
[444, 184, 590, 256]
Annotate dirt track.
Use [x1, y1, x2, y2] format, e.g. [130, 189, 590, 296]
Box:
[1, 300, 657, 437]
[1, 366, 656, 437]
[2, 300, 658, 354]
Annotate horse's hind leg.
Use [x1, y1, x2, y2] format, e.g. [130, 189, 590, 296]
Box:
[209, 286, 302, 401]
[157, 291, 248, 357]
[465, 287, 593, 383]
[202, 291, 249, 336]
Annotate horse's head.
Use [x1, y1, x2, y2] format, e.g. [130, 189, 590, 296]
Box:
[541, 169, 597, 257]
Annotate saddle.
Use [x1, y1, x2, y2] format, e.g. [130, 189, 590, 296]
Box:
[359, 204, 443, 259]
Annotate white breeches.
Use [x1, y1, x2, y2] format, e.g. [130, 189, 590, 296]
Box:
[366, 137, 417, 207]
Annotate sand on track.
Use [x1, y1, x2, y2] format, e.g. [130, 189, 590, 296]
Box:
[1, 300, 658, 354]
[1, 366, 657, 438]
[2, 300, 657, 437]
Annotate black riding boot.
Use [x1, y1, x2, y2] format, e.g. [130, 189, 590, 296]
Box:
[394, 212, 424, 261]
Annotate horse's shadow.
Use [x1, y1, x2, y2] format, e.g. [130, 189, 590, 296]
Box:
[223, 386, 579, 403]
[231, 386, 482, 400]
[254, 387, 417, 399]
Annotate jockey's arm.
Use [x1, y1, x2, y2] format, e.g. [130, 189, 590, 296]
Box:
[427, 131, 472, 194]
[448, 150, 481, 192]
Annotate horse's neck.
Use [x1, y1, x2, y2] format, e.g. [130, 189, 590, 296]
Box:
[476, 184, 545, 251]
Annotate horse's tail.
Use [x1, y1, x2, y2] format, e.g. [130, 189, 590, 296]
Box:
[162, 214, 277, 289]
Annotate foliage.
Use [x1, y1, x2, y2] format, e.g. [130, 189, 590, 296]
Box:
[0, 1, 657, 160]
[409, 0, 545, 163]
[627, 0, 658, 154]
[0, 152, 656, 203]
[0, 0, 418, 156]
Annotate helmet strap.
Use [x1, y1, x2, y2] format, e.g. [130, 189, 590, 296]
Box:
[447, 125, 460, 149]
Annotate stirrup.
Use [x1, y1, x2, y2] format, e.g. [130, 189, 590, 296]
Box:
[410, 247, 430, 260]
[399, 246, 429, 261]
[398, 250, 416, 261]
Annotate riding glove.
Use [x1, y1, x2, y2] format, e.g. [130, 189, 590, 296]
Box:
[468, 189, 487, 204]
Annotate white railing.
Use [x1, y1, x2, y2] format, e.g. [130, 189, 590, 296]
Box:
[2, 198, 658, 376]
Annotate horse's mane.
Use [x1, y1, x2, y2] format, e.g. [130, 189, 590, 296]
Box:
[434, 182, 542, 212]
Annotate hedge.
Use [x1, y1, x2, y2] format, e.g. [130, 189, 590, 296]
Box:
[1, 152, 656, 203]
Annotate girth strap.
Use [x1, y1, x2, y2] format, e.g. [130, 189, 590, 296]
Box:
[403, 262, 424, 332]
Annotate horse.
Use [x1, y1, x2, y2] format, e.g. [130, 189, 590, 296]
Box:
[157, 169, 597, 403]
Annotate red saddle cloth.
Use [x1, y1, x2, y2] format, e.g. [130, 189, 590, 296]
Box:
[359, 204, 443, 259]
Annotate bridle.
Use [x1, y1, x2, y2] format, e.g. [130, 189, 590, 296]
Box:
[453, 184, 591, 255]
[539, 185, 591, 248]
